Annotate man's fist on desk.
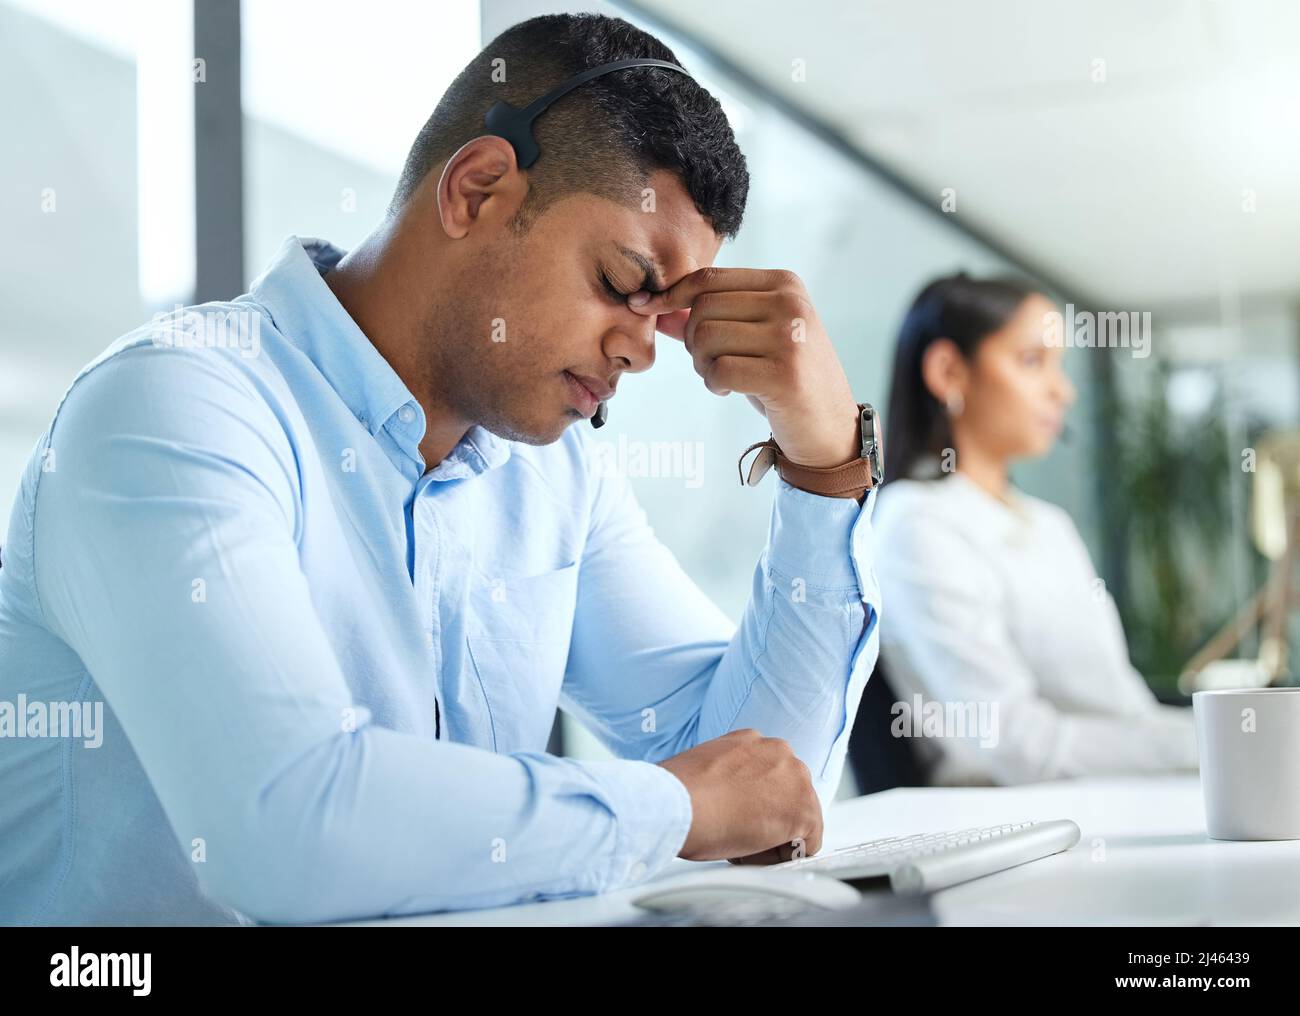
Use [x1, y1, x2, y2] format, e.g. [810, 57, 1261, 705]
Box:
[657, 728, 824, 865]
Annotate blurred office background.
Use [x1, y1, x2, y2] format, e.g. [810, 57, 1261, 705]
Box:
[3, 0, 1297, 793]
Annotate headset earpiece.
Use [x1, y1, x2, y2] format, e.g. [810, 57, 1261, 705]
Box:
[483, 101, 541, 169]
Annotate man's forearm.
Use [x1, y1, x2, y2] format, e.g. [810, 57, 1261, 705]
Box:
[690, 479, 881, 808]
[202, 729, 693, 923]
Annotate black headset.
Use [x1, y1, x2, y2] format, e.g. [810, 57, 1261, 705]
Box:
[484, 58, 694, 429]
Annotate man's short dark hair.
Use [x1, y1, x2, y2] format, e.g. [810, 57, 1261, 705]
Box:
[389, 13, 749, 240]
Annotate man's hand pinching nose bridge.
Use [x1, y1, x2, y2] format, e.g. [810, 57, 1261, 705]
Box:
[626, 266, 863, 471]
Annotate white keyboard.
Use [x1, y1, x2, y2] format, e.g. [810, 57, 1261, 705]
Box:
[771, 819, 1081, 893]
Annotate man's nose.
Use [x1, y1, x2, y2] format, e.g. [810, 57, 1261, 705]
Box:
[603, 313, 657, 374]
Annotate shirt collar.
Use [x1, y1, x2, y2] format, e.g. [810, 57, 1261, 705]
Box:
[246, 235, 510, 478]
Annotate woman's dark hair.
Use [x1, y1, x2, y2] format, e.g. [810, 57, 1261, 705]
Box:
[883, 272, 1045, 483]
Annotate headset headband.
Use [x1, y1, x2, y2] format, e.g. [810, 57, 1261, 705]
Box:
[483, 58, 692, 170]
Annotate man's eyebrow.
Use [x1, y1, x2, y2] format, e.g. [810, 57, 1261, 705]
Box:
[617, 246, 666, 293]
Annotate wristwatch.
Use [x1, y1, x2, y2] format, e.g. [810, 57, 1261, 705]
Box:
[737, 402, 883, 502]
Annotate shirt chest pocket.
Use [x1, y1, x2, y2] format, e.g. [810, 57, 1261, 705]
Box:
[465, 561, 579, 755]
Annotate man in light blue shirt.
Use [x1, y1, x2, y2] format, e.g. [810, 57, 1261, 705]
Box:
[0, 13, 879, 925]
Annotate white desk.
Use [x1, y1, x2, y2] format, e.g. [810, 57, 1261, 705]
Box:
[336, 775, 1300, 926]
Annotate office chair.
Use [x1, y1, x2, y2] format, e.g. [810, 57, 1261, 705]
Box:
[847, 659, 927, 795]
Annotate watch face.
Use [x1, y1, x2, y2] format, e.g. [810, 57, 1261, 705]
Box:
[860, 403, 884, 486]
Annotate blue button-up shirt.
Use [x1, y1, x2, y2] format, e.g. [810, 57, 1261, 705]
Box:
[0, 236, 879, 925]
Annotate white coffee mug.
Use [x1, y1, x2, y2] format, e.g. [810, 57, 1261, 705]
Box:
[1193, 687, 1300, 840]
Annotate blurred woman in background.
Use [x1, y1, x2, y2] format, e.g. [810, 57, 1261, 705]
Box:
[849, 272, 1197, 789]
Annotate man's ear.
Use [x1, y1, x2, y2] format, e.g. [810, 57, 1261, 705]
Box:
[920, 338, 969, 404]
[434, 135, 528, 240]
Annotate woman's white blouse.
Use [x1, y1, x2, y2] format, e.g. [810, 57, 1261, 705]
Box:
[871, 471, 1198, 785]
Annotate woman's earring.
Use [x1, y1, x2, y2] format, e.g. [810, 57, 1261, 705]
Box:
[945, 391, 965, 417]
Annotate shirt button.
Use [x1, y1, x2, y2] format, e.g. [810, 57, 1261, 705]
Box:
[629, 861, 648, 881]
[398, 405, 416, 424]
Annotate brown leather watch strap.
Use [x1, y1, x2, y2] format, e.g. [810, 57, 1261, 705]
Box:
[738, 437, 873, 502]
[773, 447, 874, 499]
